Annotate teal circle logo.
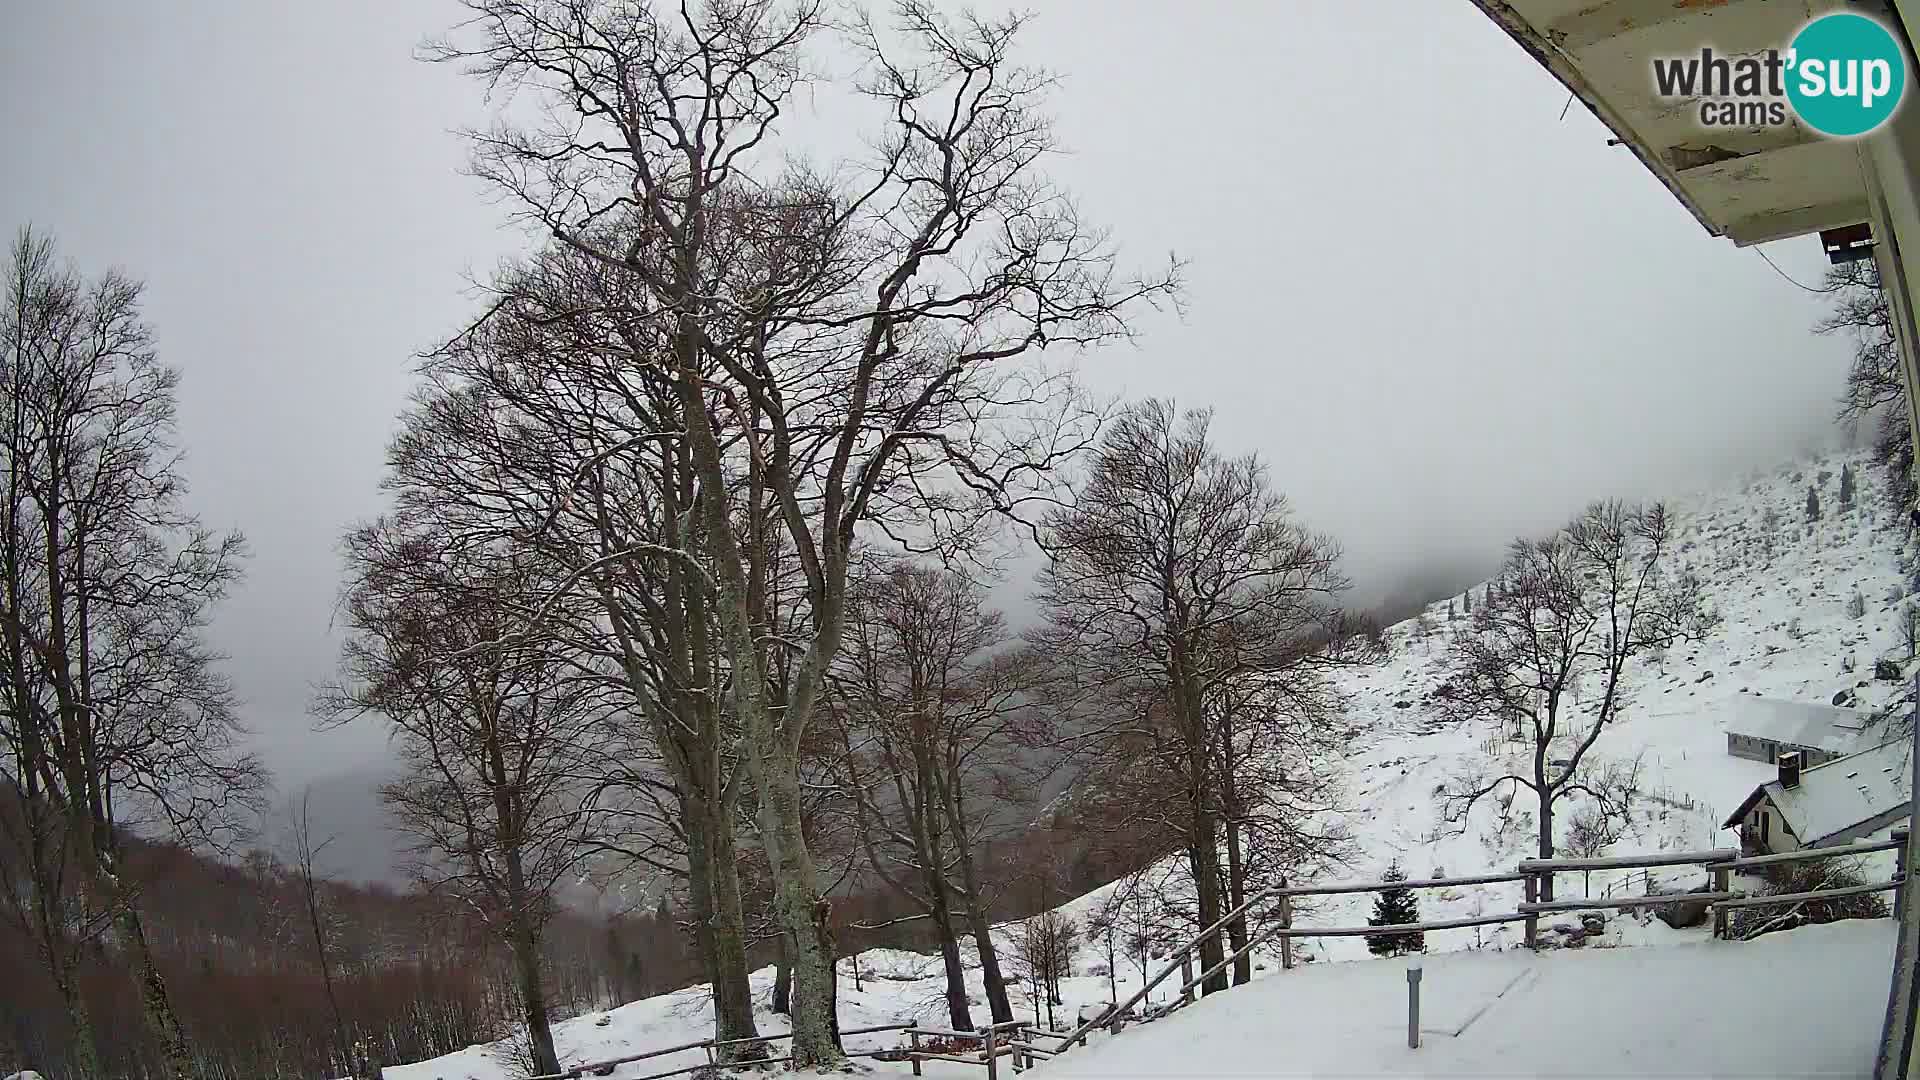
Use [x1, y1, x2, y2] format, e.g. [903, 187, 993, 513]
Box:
[1786, 13, 1906, 137]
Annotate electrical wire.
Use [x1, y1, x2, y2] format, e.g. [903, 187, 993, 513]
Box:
[1753, 247, 1829, 295]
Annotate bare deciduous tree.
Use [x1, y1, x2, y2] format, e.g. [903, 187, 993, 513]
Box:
[390, 271, 773, 1059]
[427, 1, 1175, 1064]
[829, 560, 1041, 1026]
[0, 226, 262, 1079]
[282, 791, 356, 1077]
[1034, 400, 1363, 995]
[1820, 259, 1911, 506]
[1440, 502, 1702, 900]
[1011, 911, 1078, 1029]
[327, 530, 606, 1078]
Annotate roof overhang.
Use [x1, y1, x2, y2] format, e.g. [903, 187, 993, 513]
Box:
[1722, 784, 1768, 829]
[1469, 0, 1880, 246]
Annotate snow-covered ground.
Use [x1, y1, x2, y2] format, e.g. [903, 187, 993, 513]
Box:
[380, 449, 1916, 1079]
[1047, 920, 1896, 1077]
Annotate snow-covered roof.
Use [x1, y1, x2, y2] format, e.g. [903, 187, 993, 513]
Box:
[1726, 698, 1884, 756]
[1723, 739, 1915, 846]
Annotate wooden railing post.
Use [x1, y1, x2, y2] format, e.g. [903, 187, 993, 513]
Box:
[1712, 863, 1731, 939]
[909, 1029, 922, 1077]
[1279, 876, 1294, 970]
[1179, 951, 1195, 1005]
[1522, 870, 1539, 949]
[1895, 828, 1911, 923]
[984, 1023, 998, 1080]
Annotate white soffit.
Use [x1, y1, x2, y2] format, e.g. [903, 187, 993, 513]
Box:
[1471, 0, 1873, 245]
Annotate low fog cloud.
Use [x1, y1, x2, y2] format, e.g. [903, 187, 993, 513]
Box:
[1, 0, 1852, 790]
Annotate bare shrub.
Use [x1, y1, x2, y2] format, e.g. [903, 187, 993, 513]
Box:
[1730, 859, 1889, 941]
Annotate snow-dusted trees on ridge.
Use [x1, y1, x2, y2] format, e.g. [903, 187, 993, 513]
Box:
[1439, 501, 1706, 899]
[1033, 400, 1371, 995]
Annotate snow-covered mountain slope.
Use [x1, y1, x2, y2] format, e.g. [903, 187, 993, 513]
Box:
[1289, 448, 1914, 960]
[376, 449, 1917, 1080]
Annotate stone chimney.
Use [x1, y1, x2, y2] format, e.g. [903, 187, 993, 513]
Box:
[1778, 750, 1803, 789]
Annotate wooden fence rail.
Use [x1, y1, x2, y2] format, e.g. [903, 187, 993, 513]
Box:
[1518, 847, 1740, 873]
[1716, 877, 1905, 909]
[905, 1019, 1024, 1078]
[1272, 870, 1530, 897]
[503, 831, 1911, 1080]
[1727, 836, 1905, 871]
[521, 1022, 914, 1080]
[1048, 829, 1912, 1062]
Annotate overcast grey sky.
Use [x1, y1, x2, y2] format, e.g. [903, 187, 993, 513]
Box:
[2, 1, 1852, 797]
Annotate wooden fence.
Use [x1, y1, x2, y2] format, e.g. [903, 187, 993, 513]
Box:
[1051, 830, 1913, 1058]
[521, 1022, 914, 1080]
[507, 830, 1911, 1080]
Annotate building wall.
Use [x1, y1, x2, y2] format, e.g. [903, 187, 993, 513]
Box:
[1728, 733, 1777, 764]
[1742, 796, 1801, 855]
[1726, 733, 1842, 767]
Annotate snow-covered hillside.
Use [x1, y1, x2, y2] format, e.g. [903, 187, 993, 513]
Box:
[1292, 448, 1914, 959]
[379, 449, 1916, 1080]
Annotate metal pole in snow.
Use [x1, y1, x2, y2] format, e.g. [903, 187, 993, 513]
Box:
[1407, 955, 1423, 1050]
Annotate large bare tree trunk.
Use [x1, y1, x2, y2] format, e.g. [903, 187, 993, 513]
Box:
[915, 752, 974, 1030]
[676, 327, 841, 1069]
[490, 721, 559, 1079]
[45, 949, 100, 1079]
[1536, 776, 1557, 903]
[1186, 824, 1228, 996]
[959, 899, 1013, 1024]
[772, 933, 792, 1016]
[683, 792, 763, 1057]
[1180, 666, 1228, 996]
[927, 881, 974, 1030]
[705, 801, 764, 1058]
[750, 752, 837, 1065]
[942, 783, 1013, 1023]
[510, 918, 561, 1077]
[1534, 745, 1557, 903]
[120, 903, 195, 1079]
[503, 849, 561, 1077]
[1222, 817, 1250, 986]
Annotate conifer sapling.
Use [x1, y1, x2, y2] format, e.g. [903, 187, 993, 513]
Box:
[1366, 860, 1425, 957]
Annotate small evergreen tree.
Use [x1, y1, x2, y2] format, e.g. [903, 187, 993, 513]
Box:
[1806, 484, 1821, 523]
[1840, 463, 1856, 509]
[1447, 599, 1456, 621]
[1366, 860, 1424, 957]
[1463, 590, 1472, 615]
